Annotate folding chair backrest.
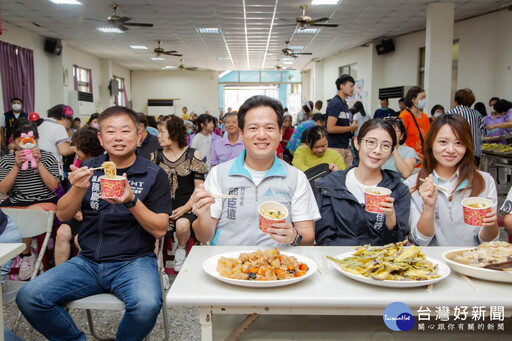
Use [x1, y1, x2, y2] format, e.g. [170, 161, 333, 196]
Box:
[2, 208, 54, 238]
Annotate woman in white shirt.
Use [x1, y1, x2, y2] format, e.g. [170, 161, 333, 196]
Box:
[405, 114, 499, 246]
[191, 114, 218, 167]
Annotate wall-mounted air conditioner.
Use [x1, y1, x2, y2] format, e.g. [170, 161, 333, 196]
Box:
[68, 90, 96, 117]
[378, 86, 413, 99]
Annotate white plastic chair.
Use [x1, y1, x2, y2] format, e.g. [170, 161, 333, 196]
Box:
[64, 237, 170, 341]
[1, 208, 54, 331]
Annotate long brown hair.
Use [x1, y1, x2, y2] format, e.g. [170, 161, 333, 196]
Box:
[414, 114, 484, 197]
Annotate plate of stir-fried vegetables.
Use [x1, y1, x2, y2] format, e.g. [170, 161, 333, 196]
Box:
[328, 241, 450, 287]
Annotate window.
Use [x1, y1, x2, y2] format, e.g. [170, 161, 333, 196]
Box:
[73, 65, 92, 93]
[339, 63, 357, 79]
[419, 47, 425, 88]
[113, 76, 125, 106]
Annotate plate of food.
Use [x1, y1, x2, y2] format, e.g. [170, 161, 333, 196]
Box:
[328, 241, 450, 288]
[442, 241, 512, 283]
[202, 248, 317, 288]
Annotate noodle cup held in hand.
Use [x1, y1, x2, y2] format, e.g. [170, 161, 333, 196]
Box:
[462, 197, 492, 227]
[364, 187, 391, 213]
[258, 201, 288, 234]
[100, 175, 126, 198]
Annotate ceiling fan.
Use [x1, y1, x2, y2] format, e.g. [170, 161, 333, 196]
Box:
[281, 41, 312, 58]
[81, 3, 153, 31]
[274, 59, 295, 71]
[279, 5, 338, 28]
[152, 40, 182, 57]
[177, 59, 198, 71]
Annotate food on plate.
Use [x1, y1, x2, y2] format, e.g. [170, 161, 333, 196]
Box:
[482, 143, 512, 153]
[102, 161, 117, 179]
[327, 241, 441, 281]
[260, 209, 286, 220]
[445, 241, 512, 271]
[216, 248, 309, 280]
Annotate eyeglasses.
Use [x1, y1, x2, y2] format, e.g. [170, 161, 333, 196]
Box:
[361, 138, 392, 153]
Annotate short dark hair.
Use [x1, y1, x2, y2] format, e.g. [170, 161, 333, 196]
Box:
[147, 115, 157, 128]
[13, 120, 38, 140]
[454, 88, 475, 107]
[315, 100, 323, 110]
[494, 100, 512, 114]
[98, 106, 139, 132]
[473, 102, 487, 117]
[380, 98, 389, 103]
[404, 86, 425, 108]
[158, 115, 187, 148]
[383, 117, 407, 145]
[72, 126, 104, 158]
[237, 95, 283, 131]
[47, 104, 66, 120]
[335, 74, 355, 90]
[430, 104, 445, 116]
[312, 113, 325, 123]
[302, 101, 313, 113]
[356, 119, 396, 153]
[398, 98, 405, 103]
[88, 113, 100, 124]
[73, 117, 81, 122]
[195, 114, 216, 133]
[306, 125, 328, 149]
[137, 113, 149, 128]
[11, 97, 22, 104]
[489, 97, 500, 105]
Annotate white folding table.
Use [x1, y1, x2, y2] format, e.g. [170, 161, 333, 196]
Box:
[0, 243, 26, 341]
[167, 245, 512, 340]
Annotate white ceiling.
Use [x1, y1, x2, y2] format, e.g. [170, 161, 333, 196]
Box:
[1, 0, 510, 71]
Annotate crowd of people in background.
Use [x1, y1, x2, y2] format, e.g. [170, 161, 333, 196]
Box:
[1, 76, 512, 339]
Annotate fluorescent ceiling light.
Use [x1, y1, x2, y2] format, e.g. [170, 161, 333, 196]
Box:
[288, 46, 305, 50]
[151, 57, 165, 61]
[282, 57, 295, 61]
[49, 0, 82, 4]
[162, 66, 177, 69]
[283, 61, 294, 65]
[216, 57, 231, 61]
[97, 27, 123, 33]
[197, 28, 220, 34]
[311, 0, 340, 5]
[130, 45, 148, 50]
[296, 28, 318, 34]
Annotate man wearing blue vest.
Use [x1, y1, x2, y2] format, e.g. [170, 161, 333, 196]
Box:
[16, 106, 172, 341]
[1, 97, 28, 152]
[191, 95, 320, 246]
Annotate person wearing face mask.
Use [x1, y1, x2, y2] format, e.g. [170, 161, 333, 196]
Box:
[399, 86, 430, 167]
[1, 97, 28, 152]
[373, 98, 396, 119]
[315, 119, 410, 246]
[430, 104, 445, 123]
[445, 88, 485, 166]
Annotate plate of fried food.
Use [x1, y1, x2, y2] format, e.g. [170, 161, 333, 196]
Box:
[203, 248, 317, 287]
[328, 241, 450, 288]
[442, 241, 512, 283]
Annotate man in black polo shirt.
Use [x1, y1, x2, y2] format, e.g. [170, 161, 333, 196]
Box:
[17, 106, 172, 340]
[1, 97, 28, 152]
[136, 112, 160, 159]
[325, 74, 358, 166]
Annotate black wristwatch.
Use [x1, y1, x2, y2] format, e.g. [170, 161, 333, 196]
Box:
[292, 228, 302, 246]
[123, 196, 138, 208]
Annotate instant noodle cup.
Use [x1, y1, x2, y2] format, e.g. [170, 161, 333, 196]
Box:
[364, 187, 391, 213]
[100, 175, 126, 198]
[258, 201, 288, 234]
[462, 197, 492, 226]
